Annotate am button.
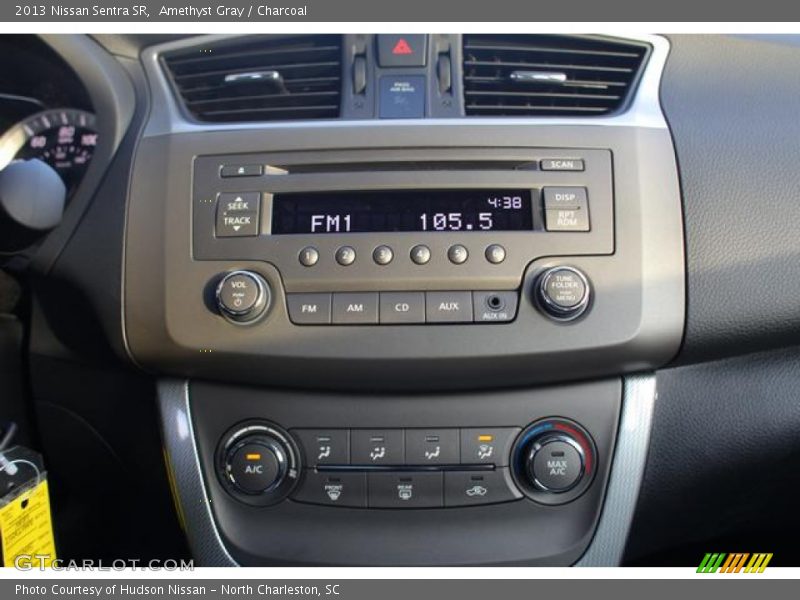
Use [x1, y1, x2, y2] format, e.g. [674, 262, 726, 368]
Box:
[332, 292, 379, 324]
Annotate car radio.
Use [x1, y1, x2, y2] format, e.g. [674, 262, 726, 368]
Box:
[192, 147, 612, 327]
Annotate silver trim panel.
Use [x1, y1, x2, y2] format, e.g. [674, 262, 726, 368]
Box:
[157, 379, 238, 566]
[576, 373, 657, 566]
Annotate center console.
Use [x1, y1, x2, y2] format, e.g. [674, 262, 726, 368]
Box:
[125, 33, 684, 566]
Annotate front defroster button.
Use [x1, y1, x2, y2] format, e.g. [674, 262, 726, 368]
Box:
[292, 471, 367, 508]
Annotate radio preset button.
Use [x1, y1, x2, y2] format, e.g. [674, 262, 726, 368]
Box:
[485, 244, 506, 264]
[287, 293, 332, 325]
[299, 246, 319, 267]
[410, 244, 431, 265]
[447, 244, 469, 265]
[373, 245, 394, 265]
[332, 292, 379, 324]
[426, 291, 473, 323]
[335, 246, 356, 266]
[379, 292, 425, 324]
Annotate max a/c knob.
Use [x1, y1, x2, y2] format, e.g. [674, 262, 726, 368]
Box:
[215, 270, 270, 323]
[526, 434, 585, 492]
[535, 266, 591, 321]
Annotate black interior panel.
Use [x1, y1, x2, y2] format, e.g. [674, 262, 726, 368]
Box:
[662, 35, 800, 364]
[626, 347, 800, 565]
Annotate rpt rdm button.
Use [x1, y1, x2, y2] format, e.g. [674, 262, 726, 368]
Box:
[543, 187, 590, 232]
[287, 293, 332, 325]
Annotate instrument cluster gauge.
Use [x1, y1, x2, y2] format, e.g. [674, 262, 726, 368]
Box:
[0, 108, 98, 195]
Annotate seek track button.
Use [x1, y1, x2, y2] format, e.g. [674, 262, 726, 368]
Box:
[216, 192, 261, 237]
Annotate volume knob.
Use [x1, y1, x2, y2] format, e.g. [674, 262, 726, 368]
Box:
[215, 270, 270, 323]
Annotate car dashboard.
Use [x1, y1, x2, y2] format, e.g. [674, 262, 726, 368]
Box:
[1, 33, 799, 567]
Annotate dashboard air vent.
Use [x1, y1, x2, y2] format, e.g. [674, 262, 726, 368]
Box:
[463, 35, 649, 117]
[162, 35, 342, 123]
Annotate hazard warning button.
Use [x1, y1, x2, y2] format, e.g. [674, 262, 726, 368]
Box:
[377, 34, 427, 67]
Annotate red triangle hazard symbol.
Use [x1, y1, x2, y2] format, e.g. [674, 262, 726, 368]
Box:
[392, 38, 414, 55]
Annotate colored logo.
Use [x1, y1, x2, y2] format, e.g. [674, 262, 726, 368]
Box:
[697, 553, 773, 573]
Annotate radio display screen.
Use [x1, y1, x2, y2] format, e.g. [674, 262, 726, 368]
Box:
[271, 189, 534, 234]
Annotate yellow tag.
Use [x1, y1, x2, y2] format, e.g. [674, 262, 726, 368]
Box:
[0, 479, 56, 568]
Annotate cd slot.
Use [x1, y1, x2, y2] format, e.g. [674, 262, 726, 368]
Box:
[275, 159, 540, 174]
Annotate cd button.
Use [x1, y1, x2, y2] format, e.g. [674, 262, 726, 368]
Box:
[332, 293, 379, 324]
[447, 244, 469, 265]
[410, 244, 431, 265]
[379, 292, 425, 324]
[335, 246, 356, 266]
[373, 245, 394, 265]
[425, 291, 473, 323]
[299, 246, 319, 267]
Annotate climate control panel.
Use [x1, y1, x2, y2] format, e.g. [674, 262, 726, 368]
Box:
[216, 419, 596, 510]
